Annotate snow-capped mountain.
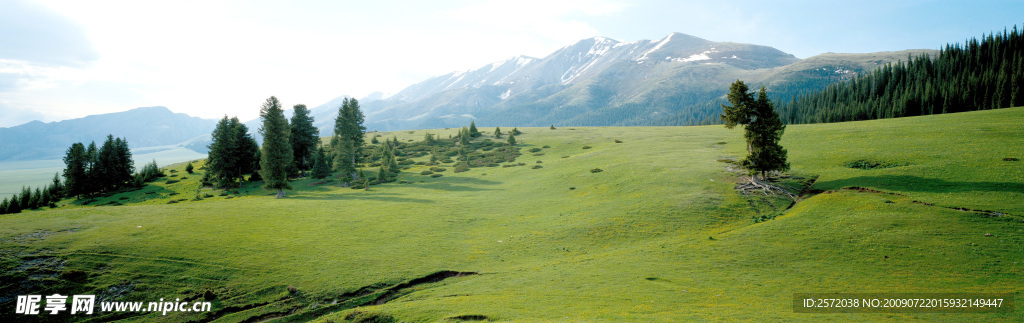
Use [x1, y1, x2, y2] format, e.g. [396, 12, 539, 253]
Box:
[316, 32, 934, 131]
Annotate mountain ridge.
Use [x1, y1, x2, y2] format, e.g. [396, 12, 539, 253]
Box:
[0, 106, 218, 161]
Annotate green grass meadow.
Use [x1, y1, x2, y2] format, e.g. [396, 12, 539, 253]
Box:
[1, 108, 1022, 322]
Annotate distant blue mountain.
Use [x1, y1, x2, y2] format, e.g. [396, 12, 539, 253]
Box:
[0, 106, 217, 161]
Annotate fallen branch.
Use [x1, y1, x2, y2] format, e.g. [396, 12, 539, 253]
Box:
[736, 176, 796, 200]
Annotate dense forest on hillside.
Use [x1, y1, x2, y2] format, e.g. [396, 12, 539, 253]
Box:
[776, 26, 1024, 123]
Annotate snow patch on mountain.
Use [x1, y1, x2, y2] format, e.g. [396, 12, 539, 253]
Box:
[668, 47, 718, 63]
[636, 33, 674, 62]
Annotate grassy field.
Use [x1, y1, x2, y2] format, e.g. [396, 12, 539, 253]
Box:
[1, 108, 1022, 322]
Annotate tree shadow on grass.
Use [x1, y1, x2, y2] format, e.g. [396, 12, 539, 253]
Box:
[289, 191, 434, 203]
[404, 176, 503, 192]
[814, 175, 1024, 194]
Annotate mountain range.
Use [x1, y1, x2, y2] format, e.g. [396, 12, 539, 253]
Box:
[0, 32, 937, 161]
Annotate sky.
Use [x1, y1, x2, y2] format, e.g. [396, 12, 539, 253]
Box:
[1, 0, 1021, 127]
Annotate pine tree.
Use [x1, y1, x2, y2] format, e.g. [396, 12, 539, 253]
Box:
[494, 127, 502, 138]
[429, 148, 439, 165]
[721, 80, 755, 154]
[333, 136, 356, 184]
[333, 98, 366, 179]
[49, 172, 64, 200]
[290, 104, 319, 176]
[0, 197, 8, 214]
[507, 133, 516, 146]
[258, 96, 293, 198]
[63, 142, 88, 198]
[721, 82, 790, 181]
[458, 127, 470, 146]
[94, 135, 134, 192]
[20, 186, 34, 209]
[511, 128, 521, 135]
[7, 195, 21, 214]
[37, 187, 49, 208]
[377, 166, 388, 184]
[310, 146, 332, 180]
[185, 162, 194, 174]
[380, 140, 400, 174]
[207, 116, 240, 187]
[744, 88, 790, 180]
[83, 141, 99, 196]
[423, 132, 435, 144]
[208, 116, 259, 187]
[469, 121, 481, 137]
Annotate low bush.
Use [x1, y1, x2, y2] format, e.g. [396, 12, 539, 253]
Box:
[590, 168, 603, 173]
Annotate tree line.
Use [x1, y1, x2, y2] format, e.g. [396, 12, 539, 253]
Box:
[776, 25, 1024, 123]
[203, 96, 371, 197]
[0, 134, 155, 214]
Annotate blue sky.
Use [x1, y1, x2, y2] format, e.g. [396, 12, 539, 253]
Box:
[0, 0, 1021, 126]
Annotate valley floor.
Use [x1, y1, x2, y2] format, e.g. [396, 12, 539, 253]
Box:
[1, 108, 1022, 322]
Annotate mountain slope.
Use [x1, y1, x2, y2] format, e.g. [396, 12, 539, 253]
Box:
[0, 106, 217, 161]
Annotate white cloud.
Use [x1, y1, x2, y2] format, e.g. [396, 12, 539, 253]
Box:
[447, 0, 628, 44]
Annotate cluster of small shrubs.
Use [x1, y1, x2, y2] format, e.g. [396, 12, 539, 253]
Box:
[845, 159, 908, 169]
[420, 170, 433, 175]
[431, 173, 442, 178]
[166, 198, 188, 204]
[614, 139, 623, 143]
[134, 160, 166, 185]
[165, 179, 180, 184]
[532, 165, 543, 169]
[429, 167, 445, 172]
[582, 145, 592, 149]
[590, 168, 603, 173]
[529, 147, 542, 153]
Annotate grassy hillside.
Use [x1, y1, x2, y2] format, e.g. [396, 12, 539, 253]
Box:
[1, 108, 1022, 322]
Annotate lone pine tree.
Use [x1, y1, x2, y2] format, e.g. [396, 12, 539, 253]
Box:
[721, 80, 789, 180]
